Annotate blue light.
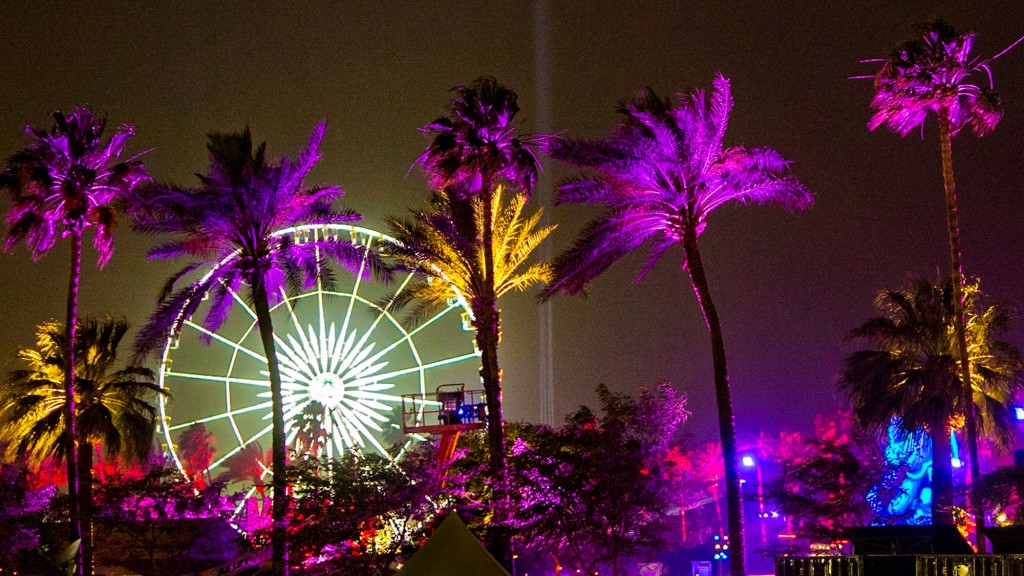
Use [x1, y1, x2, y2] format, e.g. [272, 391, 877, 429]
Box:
[741, 455, 755, 467]
[1014, 407, 1024, 421]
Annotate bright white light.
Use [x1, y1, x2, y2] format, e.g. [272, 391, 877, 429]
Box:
[742, 455, 755, 467]
[951, 457, 962, 468]
[260, 321, 402, 457]
[1015, 407, 1024, 421]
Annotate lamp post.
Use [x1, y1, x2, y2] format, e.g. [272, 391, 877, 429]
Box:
[741, 455, 768, 557]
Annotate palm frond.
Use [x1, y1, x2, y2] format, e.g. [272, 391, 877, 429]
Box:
[867, 20, 1005, 138]
[1, 107, 149, 264]
[417, 77, 540, 198]
[127, 122, 388, 356]
[840, 277, 1024, 445]
[384, 187, 551, 325]
[1, 316, 164, 468]
[545, 75, 812, 297]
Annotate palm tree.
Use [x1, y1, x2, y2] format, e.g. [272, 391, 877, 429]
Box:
[415, 77, 542, 476]
[176, 423, 216, 488]
[218, 443, 273, 504]
[0, 108, 148, 574]
[0, 316, 165, 576]
[865, 20, 1020, 544]
[542, 75, 812, 576]
[125, 123, 384, 576]
[839, 278, 1024, 525]
[383, 185, 554, 463]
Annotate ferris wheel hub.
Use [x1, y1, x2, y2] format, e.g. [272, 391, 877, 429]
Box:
[307, 372, 347, 406]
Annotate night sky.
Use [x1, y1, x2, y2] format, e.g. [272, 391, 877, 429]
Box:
[1, 1, 1022, 448]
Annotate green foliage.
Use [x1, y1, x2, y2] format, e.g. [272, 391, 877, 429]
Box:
[839, 278, 1024, 522]
[36, 540, 81, 576]
[841, 278, 1024, 445]
[286, 449, 453, 576]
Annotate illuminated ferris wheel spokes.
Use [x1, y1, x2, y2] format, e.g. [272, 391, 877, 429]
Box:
[158, 224, 479, 482]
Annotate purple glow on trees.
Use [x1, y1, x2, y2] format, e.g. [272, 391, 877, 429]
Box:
[448, 383, 689, 576]
[92, 467, 243, 576]
[867, 21, 1005, 138]
[1, 107, 149, 576]
[543, 74, 812, 576]
[126, 122, 386, 576]
[0, 464, 54, 572]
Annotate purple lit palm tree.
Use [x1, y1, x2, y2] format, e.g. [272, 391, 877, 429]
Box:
[125, 123, 384, 576]
[866, 20, 1018, 543]
[543, 75, 812, 576]
[1, 108, 148, 576]
[416, 77, 541, 477]
[839, 278, 1024, 525]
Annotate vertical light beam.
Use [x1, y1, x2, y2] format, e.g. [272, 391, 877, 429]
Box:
[534, 0, 555, 427]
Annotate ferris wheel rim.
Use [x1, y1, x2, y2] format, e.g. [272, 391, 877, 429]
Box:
[156, 222, 477, 481]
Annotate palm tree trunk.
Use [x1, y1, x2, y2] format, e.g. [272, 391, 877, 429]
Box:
[939, 114, 984, 548]
[681, 228, 746, 576]
[252, 277, 289, 576]
[930, 419, 954, 525]
[480, 190, 506, 475]
[78, 441, 94, 576]
[478, 188, 510, 566]
[65, 227, 84, 576]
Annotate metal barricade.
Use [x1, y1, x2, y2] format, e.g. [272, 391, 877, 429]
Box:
[775, 556, 863, 576]
[916, 555, 1005, 576]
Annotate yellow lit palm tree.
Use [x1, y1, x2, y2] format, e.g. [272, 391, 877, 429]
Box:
[0, 317, 166, 574]
[414, 78, 542, 482]
[839, 278, 1024, 525]
[383, 186, 554, 469]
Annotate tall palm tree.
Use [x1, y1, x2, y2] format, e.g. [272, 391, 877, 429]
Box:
[865, 20, 1019, 544]
[416, 77, 541, 476]
[0, 316, 165, 576]
[383, 185, 554, 465]
[839, 278, 1024, 525]
[542, 75, 812, 576]
[124, 122, 384, 576]
[0, 108, 148, 574]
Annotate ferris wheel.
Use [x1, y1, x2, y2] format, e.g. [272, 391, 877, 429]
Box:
[156, 223, 480, 483]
